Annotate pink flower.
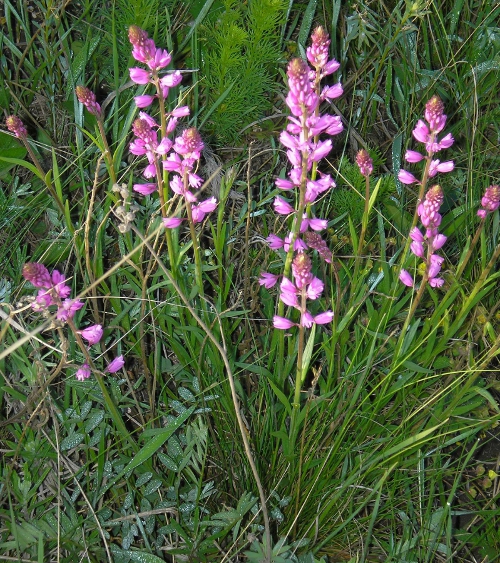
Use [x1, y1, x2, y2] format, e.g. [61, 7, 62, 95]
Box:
[22, 262, 52, 288]
[428, 254, 444, 279]
[405, 150, 424, 163]
[171, 106, 190, 117]
[273, 316, 295, 330]
[56, 299, 84, 322]
[163, 217, 183, 228]
[133, 183, 157, 195]
[76, 364, 91, 381]
[399, 269, 414, 287]
[259, 273, 279, 288]
[275, 178, 295, 191]
[321, 84, 343, 100]
[6, 115, 28, 139]
[79, 324, 103, 346]
[313, 311, 334, 324]
[134, 95, 155, 108]
[267, 234, 284, 249]
[106, 355, 125, 373]
[192, 197, 217, 223]
[398, 169, 420, 185]
[274, 196, 295, 215]
[429, 159, 454, 177]
[129, 67, 151, 84]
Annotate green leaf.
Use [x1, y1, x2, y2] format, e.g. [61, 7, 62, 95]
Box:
[60, 433, 85, 451]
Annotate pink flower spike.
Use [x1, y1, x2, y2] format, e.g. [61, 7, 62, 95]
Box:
[133, 183, 157, 196]
[6, 115, 28, 139]
[398, 169, 420, 185]
[274, 196, 295, 215]
[129, 67, 151, 84]
[106, 355, 125, 373]
[273, 316, 295, 330]
[134, 95, 155, 108]
[313, 311, 334, 324]
[79, 324, 103, 346]
[22, 262, 52, 288]
[477, 209, 488, 219]
[259, 272, 279, 288]
[163, 217, 183, 228]
[399, 269, 414, 287]
[76, 364, 91, 381]
[405, 150, 424, 163]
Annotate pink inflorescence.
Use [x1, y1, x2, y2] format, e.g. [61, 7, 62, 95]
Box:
[400, 184, 447, 288]
[477, 185, 500, 219]
[22, 262, 123, 380]
[126, 26, 218, 224]
[398, 95, 454, 186]
[75, 86, 102, 117]
[259, 27, 340, 329]
[6, 115, 28, 139]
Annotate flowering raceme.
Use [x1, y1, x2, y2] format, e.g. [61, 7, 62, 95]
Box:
[400, 184, 447, 288]
[398, 95, 454, 186]
[22, 262, 123, 380]
[260, 26, 339, 329]
[126, 26, 218, 227]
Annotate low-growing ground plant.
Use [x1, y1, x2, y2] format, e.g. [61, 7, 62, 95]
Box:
[1, 2, 500, 562]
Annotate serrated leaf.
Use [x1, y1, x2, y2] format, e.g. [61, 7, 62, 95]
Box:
[60, 433, 85, 451]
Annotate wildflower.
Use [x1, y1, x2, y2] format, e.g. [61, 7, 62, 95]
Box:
[356, 149, 373, 177]
[106, 355, 125, 373]
[399, 269, 414, 287]
[22, 262, 52, 288]
[6, 115, 28, 139]
[75, 86, 102, 117]
[79, 324, 103, 346]
[76, 364, 91, 381]
[259, 273, 280, 289]
[191, 198, 218, 223]
[477, 185, 500, 218]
